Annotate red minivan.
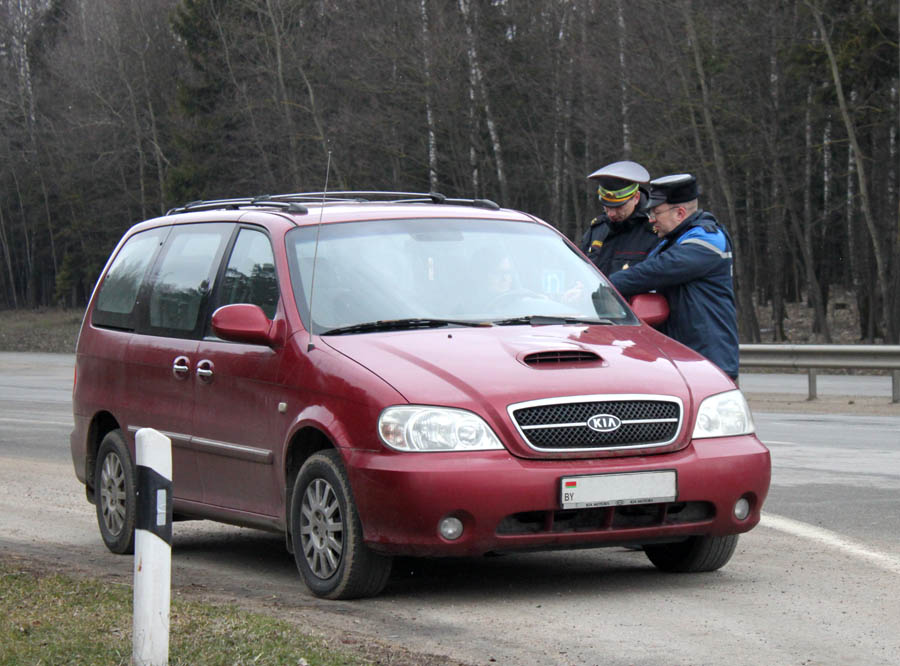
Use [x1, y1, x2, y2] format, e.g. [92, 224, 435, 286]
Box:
[70, 192, 770, 599]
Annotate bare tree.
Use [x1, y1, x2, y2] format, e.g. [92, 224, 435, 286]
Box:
[420, 0, 439, 191]
[458, 0, 508, 202]
[808, 0, 892, 340]
[615, 0, 631, 157]
[680, 0, 760, 341]
[801, 83, 831, 340]
[0, 0, 896, 331]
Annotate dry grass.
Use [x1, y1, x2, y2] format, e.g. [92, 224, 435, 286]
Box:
[1, 552, 473, 666]
[0, 308, 83, 353]
[0, 556, 372, 666]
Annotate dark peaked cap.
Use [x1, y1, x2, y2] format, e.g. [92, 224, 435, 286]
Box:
[647, 174, 698, 208]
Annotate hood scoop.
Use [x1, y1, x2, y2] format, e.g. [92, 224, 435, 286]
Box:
[523, 349, 602, 366]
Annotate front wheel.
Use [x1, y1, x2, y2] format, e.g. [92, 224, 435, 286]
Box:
[644, 534, 738, 573]
[94, 430, 136, 554]
[290, 450, 392, 599]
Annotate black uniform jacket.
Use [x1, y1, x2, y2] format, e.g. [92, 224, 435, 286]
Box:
[579, 194, 657, 276]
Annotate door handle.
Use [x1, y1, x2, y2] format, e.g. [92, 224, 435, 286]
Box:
[196, 359, 214, 381]
[172, 356, 190, 379]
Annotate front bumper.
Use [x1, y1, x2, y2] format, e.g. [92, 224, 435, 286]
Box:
[345, 435, 770, 556]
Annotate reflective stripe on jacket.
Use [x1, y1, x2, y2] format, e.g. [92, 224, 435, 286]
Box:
[609, 210, 739, 378]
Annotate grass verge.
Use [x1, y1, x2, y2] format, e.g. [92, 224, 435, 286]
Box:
[0, 308, 83, 353]
[0, 557, 368, 666]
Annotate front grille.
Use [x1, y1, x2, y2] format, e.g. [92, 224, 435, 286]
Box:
[509, 395, 682, 452]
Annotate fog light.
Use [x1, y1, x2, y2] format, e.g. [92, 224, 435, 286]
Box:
[733, 497, 751, 520]
[439, 516, 464, 540]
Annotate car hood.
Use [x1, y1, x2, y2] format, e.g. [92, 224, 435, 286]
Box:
[323, 324, 731, 458]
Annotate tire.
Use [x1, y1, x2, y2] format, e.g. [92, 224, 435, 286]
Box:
[94, 429, 136, 555]
[290, 450, 392, 599]
[644, 534, 738, 573]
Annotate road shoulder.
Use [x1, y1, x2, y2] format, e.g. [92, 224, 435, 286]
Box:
[746, 393, 900, 416]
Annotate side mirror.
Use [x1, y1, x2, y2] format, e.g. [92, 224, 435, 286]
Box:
[629, 293, 669, 327]
[211, 304, 274, 346]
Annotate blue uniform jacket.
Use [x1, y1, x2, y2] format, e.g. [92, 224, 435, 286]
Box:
[609, 210, 739, 378]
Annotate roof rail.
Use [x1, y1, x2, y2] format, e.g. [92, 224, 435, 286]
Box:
[166, 197, 308, 216]
[274, 191, 500, 209]
[166, 191, 500, 215]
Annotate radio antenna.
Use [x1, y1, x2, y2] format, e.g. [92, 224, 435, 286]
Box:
[306, 149, 331, 352]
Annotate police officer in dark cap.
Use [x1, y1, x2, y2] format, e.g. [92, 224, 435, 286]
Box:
[580, 161, 658, 276]
[609, 173, 740, 379]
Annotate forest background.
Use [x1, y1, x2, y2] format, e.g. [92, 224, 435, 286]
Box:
[1, 0, 899, 343]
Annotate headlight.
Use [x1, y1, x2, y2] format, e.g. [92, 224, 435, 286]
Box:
[378, 406, 504, 452]
[692, 389, 755, 439]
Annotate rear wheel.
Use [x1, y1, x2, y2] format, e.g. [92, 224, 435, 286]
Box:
[290, 450, 392, 599]
[94, 430, 136, 554]
[644, 534, 738, 573]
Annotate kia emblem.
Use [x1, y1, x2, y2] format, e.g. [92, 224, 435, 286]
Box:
[586, 414, 622, 433]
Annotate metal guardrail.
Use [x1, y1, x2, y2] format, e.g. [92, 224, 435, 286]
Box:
[739, 344, 900, 403]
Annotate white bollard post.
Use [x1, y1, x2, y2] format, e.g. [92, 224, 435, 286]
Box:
[133, 428, 173, 666]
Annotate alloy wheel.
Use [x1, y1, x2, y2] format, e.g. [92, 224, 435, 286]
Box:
[300, 478, 344, 579]
[99, 451, 127, 536]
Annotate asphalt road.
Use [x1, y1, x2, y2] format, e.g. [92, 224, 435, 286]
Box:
[2, 352, 899, 665]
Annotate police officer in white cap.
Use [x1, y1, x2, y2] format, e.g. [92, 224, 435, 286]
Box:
[580, 161, 658, 276]
[609, 173, 739, 379]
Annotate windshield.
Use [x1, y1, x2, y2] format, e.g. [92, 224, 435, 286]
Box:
[286, 217, 636, 334]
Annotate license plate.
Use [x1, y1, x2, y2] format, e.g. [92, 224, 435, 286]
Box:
[560, 470, 677, 509]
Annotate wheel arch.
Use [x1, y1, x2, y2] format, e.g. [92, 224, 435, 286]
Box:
[283, 426, 335, 552]
[84, 411, 123, 503]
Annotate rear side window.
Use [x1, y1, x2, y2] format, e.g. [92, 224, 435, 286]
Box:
[142, 223, 232, 337]
[93, 227, 168, 330]
[216, 228, 278, 318]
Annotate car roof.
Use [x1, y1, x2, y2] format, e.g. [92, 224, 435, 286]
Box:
[165, 191, 503, 215]
[128, 191, 543, 236]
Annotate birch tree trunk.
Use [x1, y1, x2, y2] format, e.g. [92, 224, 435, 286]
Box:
[616, 0, 631, 157]
[0, 206, 18, 308]
[551, 3, 574, 227]
[120, 65, 148, 220]
[420, 0, 439, 192]
[211, 6, 277, 190]
[262, 0, 302, 187]
[132, 2, 168, 214]
[667, 12, 713, 216]
[11, 0, 37, 140]
[11, 172, 34, 306]
[458, 0, 508, 202]
[845, 132, 863, 336]
[578, 0, 593, 233]
[892, 5, 900, 342]
[802, 84, 831, 340]
[10, 0, 46, 302]
[680, 0, 760, 342]
[823, 114, 833, 293]
[766, 51, 786, 341]
[809, 1, 891, 341]
[464, 31, 480, 194]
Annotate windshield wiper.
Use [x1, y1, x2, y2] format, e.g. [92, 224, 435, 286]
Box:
[321, 318, 492, 335]
[492, 315, 616, 326]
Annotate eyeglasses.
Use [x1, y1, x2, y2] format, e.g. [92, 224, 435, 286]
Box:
[649, 206, 681, 219]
